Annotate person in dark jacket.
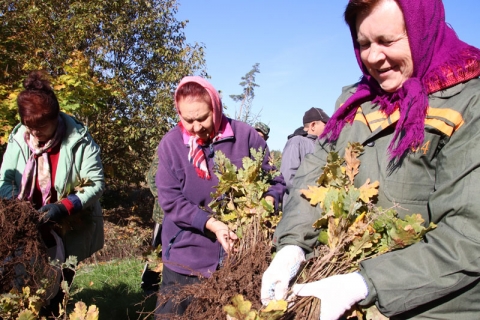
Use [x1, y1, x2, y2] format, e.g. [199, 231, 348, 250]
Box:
[261, 0, 480, 319]
[155, 76, 286, 316]
[280, 107, 329, 203]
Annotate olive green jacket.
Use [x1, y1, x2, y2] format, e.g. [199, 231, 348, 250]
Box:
[0, 113, 105, 262]
[274, 79, 480, 319]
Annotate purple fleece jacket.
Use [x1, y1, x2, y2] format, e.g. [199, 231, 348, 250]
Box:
[155, 118, 286, 278]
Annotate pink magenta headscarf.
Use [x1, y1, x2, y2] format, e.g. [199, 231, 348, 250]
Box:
[174, 76, 233, 179]
[175, 76, 224, 136]
[321, 0, 480, 160]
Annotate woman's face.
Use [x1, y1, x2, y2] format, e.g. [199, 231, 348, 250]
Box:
[356, 0, 413, 93]
[24, 118, 58, 143]
[178, 96, 214, 141]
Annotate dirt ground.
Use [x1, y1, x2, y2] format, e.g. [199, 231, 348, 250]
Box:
[84, 185, 156, 264]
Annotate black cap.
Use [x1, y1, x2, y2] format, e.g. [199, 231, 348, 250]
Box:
[302, 107, 330, 125]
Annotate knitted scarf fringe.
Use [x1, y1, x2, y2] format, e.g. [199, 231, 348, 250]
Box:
[424, 47, 480, 94]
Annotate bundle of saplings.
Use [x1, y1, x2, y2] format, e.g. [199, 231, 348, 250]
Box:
[277, 143, 435, 319]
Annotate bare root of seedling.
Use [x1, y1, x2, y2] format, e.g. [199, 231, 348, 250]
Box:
[155, 223, 273, 320]
[0, 198, 55, 295]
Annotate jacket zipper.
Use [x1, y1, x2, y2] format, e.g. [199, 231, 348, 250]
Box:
[60, 135, 86, 198]
[12, 136, 29, 164]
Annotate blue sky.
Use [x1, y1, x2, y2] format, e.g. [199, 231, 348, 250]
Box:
[176, 1, 480, 151]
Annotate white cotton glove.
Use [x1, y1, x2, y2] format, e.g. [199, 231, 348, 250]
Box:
[261, 245, 305, 305]
[292, 272, 368, 320]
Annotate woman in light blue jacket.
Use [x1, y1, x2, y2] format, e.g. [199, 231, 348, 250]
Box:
[0, 71, 104, 269]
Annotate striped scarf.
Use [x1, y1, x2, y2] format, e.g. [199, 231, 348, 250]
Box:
[187, 134, 223, 180]
[18, 116, 65, 205]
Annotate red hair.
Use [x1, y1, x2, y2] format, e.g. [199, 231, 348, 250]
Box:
[175, 81, 212, 108]
[17, 71, 60, 127]
[344, 0, 382, 28]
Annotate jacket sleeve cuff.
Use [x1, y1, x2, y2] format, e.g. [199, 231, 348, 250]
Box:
[60, 199, 74, 214]
[357, 268, 378, 307]
[191, 209, 211, 233]
[61, 194, 83, 214]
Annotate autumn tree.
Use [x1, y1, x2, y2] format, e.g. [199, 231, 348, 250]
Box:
[0, 0, 206, 184]
[229, 63, 261, 125]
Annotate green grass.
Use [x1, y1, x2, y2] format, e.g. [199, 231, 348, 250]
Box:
[71, 258, 157, 320]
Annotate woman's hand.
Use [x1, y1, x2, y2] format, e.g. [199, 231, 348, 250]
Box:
[205, 217, 238, 253]
[264, 195, 274, 206]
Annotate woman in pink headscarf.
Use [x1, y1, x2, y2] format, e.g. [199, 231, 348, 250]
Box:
[261, 0, 480, 319]
[154, 76, 286, 316]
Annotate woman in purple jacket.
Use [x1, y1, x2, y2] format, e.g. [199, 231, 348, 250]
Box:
[154, 76, 286, 316]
